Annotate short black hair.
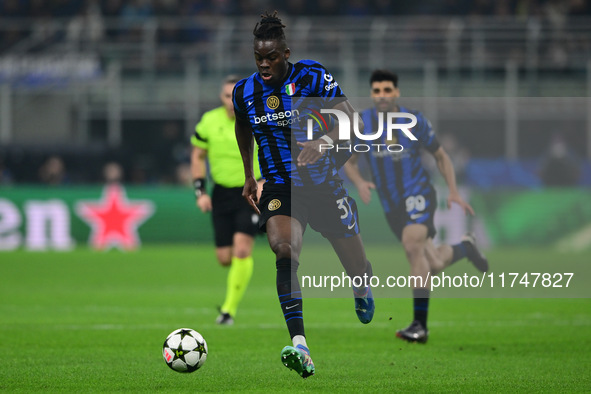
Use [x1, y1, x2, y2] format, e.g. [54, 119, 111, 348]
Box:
[370, 69, 398, 88]
[223, 74, 240, 85]
[253, 10, 286, 43]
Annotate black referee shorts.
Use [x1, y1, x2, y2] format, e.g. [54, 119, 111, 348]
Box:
[211, 184, 260, 247]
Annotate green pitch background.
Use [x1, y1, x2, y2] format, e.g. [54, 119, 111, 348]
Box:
[1, 245, 590, 392]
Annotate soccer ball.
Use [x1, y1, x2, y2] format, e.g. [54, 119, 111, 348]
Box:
[162, 328, 208, 373]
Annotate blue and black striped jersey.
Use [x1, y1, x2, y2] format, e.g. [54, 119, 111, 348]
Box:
[356, 106, 440, 213]
[233, 60, 346, 186]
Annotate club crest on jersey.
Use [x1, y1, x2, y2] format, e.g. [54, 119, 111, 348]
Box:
[285, 83, 296, 96]
[268, 199, 281, 211]
[266, 96, 280, 110]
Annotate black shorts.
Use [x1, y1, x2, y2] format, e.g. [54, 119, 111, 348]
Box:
[385, 185, 437, 240]
[258, 182, 360, 239]
[211, 184, 260, 247]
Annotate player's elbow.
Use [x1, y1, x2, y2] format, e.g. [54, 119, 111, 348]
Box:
[433, 148, 450, 167]
[191, 147, 205, 162]
[343, 163, 357, 180]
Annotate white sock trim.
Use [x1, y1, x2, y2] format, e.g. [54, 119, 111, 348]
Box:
[292, 335, 308, 349]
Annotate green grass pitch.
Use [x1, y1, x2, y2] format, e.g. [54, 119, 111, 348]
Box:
[1, 244, 590, 392]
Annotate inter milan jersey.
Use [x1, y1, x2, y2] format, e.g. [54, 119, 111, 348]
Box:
[356, 106, 440, 213]
[233, 60, 346, 186]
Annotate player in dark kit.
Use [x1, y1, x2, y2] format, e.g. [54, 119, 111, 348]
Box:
[344, 69, 489, 343]
[233, 11, 374, 378]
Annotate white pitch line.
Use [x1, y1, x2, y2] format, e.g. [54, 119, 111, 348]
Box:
[27, 317, 591, 331]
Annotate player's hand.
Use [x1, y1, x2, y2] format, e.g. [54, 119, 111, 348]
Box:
[356, 181, 375, 205]
[196, 194, 212, 213]
[296, 140, 327, 166]
[447, 191, 475, 216]
[256, 179, 265, 203]
[243, 176, 261, 215]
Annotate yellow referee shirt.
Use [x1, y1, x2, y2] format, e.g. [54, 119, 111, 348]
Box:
[191, 106, 261, 188]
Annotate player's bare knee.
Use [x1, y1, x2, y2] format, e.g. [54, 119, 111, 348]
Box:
[270, 241, 293, 260]
[233, 234, 253, 258]
[402, 237, 425, 259]
[217, 258, 232, 267]
[233, 248, 251, 259]
[215, 249, 232, 266]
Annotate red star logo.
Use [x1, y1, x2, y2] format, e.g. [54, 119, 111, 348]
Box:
[76, 184, 154, 250]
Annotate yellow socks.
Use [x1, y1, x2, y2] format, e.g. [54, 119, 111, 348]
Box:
[221, 255, 254, 317]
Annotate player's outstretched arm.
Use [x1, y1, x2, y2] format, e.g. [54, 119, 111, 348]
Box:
[432, 147, 474, 216]
[235, 116, 261, 214]
[343, 154, 375, 205]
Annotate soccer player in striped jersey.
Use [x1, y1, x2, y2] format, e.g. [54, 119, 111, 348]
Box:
[233, 11, 374, 378]
[344, 69, 489, 343]
[191, 75, 263, 325]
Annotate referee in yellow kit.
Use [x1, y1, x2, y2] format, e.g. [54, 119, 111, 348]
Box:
[190, 75, 262, 325]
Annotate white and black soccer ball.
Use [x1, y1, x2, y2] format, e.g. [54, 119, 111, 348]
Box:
[162, 328, 208, 373]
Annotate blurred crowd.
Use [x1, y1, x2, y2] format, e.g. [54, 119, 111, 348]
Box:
[1, 0, 589, 19]
[1, 0, 589, 66]
[0, 119, 192, 186]
[0, 0, 588, 188]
